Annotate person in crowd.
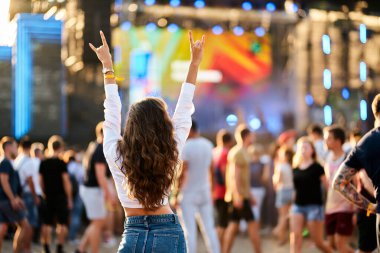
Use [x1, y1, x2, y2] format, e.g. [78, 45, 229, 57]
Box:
[103, 165, 118, 248]
[248, 144, 269, 223]
[333, 94, 380, 251]
[223, 125, 261, 253]
[212, 129, 233, 248]
[272, 146, 294, 245]
[290, 137, 332, 253]
[343, 128, 362, 153]
[307, 124, 327, 164]
[39, 135, 72, 253]
[30, 142, 44, 242]
[345, 130, 377, 253]
[63, 150, 84, 244]
[260, 143, 280, 232]
[278, 130, 297, 152]
[14, 137, 40, 252]
[0, 137, 32, 253]
[356, 169, 377, 253]
[88, 30, 204, 252]
[323, 126, 355, 253]
[175, 120, 220, 253]
[31, 142, 45, 170]
[76, 122, 112, 253]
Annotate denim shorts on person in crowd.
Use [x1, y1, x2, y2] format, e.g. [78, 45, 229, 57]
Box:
[0, 200, 26, 223]
[275, 188, 293, 208]
[118, 214, 186, 253]
[23, 192, 39, 227]
[291, 204, 324, 221]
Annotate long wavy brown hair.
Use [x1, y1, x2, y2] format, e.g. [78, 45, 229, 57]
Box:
[117, 97, 179, 210]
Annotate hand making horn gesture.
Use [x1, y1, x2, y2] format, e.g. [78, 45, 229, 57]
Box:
[89, 30, 113, 68]
[188, 30, 205, 67]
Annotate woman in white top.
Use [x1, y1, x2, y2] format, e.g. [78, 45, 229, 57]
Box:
[88, 31, 204, 253]
[272, 146, 294, 245]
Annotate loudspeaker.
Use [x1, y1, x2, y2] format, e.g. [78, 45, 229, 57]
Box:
[81, 0, 112, 64]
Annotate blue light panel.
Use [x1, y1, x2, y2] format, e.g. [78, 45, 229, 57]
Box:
[359, 24, 367, 44]
[360, 61, 367, 82]
[322, 35, 331, 55]
[360, 100, 367, 121]
[324, 105, 332, 126]
[13, 14, 62, 139]
[323, 69, 332, 89]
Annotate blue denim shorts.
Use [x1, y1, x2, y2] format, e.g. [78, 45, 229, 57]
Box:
[275, 188, 293, 208]
[118, 214, 186, 253]
[291, 204, 324, 221]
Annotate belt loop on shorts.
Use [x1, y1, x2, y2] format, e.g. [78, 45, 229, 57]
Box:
[173, 214, 179, 224]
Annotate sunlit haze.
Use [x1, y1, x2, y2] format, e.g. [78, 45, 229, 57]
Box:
[0, 0, 11, 46]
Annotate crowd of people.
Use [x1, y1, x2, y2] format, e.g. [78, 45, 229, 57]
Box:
[0, 30, 379, 253]
[0, 118, 378, 253]
[0, 124, 122, 253]
[172, 120, 378, 253]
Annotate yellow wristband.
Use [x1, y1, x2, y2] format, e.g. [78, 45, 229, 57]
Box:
[367, 203, 372, 217]
[104, 73, 115, 79]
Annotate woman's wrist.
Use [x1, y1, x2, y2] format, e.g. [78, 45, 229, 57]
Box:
[102, 60, 113, 69]
[189, 61, 200, 68]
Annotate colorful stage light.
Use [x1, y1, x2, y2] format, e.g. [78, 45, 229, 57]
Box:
[121, 21, 131, 31]
[233, 26, 244, 36]
[212, 25, 223, 35]
[255, 27, 265, 37]
[144, 0, 155, 6]
[359, 24, 367, 44]
[194, 0, 205, 8]
[341, 88, 350, 100]
[226, 114, 238, 126]
[167, 24, 179, 33]
[360, 100, 367, 121]
[360, 61, 366, 82]
[324, 105, 332, 126]
[146, 22, 157, 32]
[242, 1, 253, 11]
[323, 69, 332, 89]
[170, 0, 180, 7]
[266, 2, 276, 12]
[305, 94, 314, 106]
[322, 35, 331, 55]
[249, 117, 261, 130]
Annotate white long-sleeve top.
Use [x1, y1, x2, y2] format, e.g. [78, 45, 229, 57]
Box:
[103, 83, 195, 208]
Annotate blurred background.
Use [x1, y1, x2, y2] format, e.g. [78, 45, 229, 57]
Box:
[1, 0, 380, 146]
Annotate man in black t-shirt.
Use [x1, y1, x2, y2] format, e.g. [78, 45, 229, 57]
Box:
[39, 136, 72, 253]
[76, 122, 111, 253]
[333, 94, 380, 251]
[0, 137, 32, 253]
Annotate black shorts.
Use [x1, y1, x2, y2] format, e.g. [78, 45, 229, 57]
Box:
[214, 199, 228, 228]
[357, 210, 377, 252]
[325, 212, 354, 236]
[40, 197, 69, 226]
[228, 199, 255, 222]
[0, 200, 26, 224]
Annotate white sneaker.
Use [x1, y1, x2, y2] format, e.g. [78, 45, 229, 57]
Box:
[103, 237, 117, 248]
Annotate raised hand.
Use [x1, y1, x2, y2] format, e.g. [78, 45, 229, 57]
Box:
[189, 31, 205, 66]
[89, 31, 112, 68]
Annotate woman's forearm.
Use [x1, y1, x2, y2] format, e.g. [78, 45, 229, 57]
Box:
[185, 62, 200, 85]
